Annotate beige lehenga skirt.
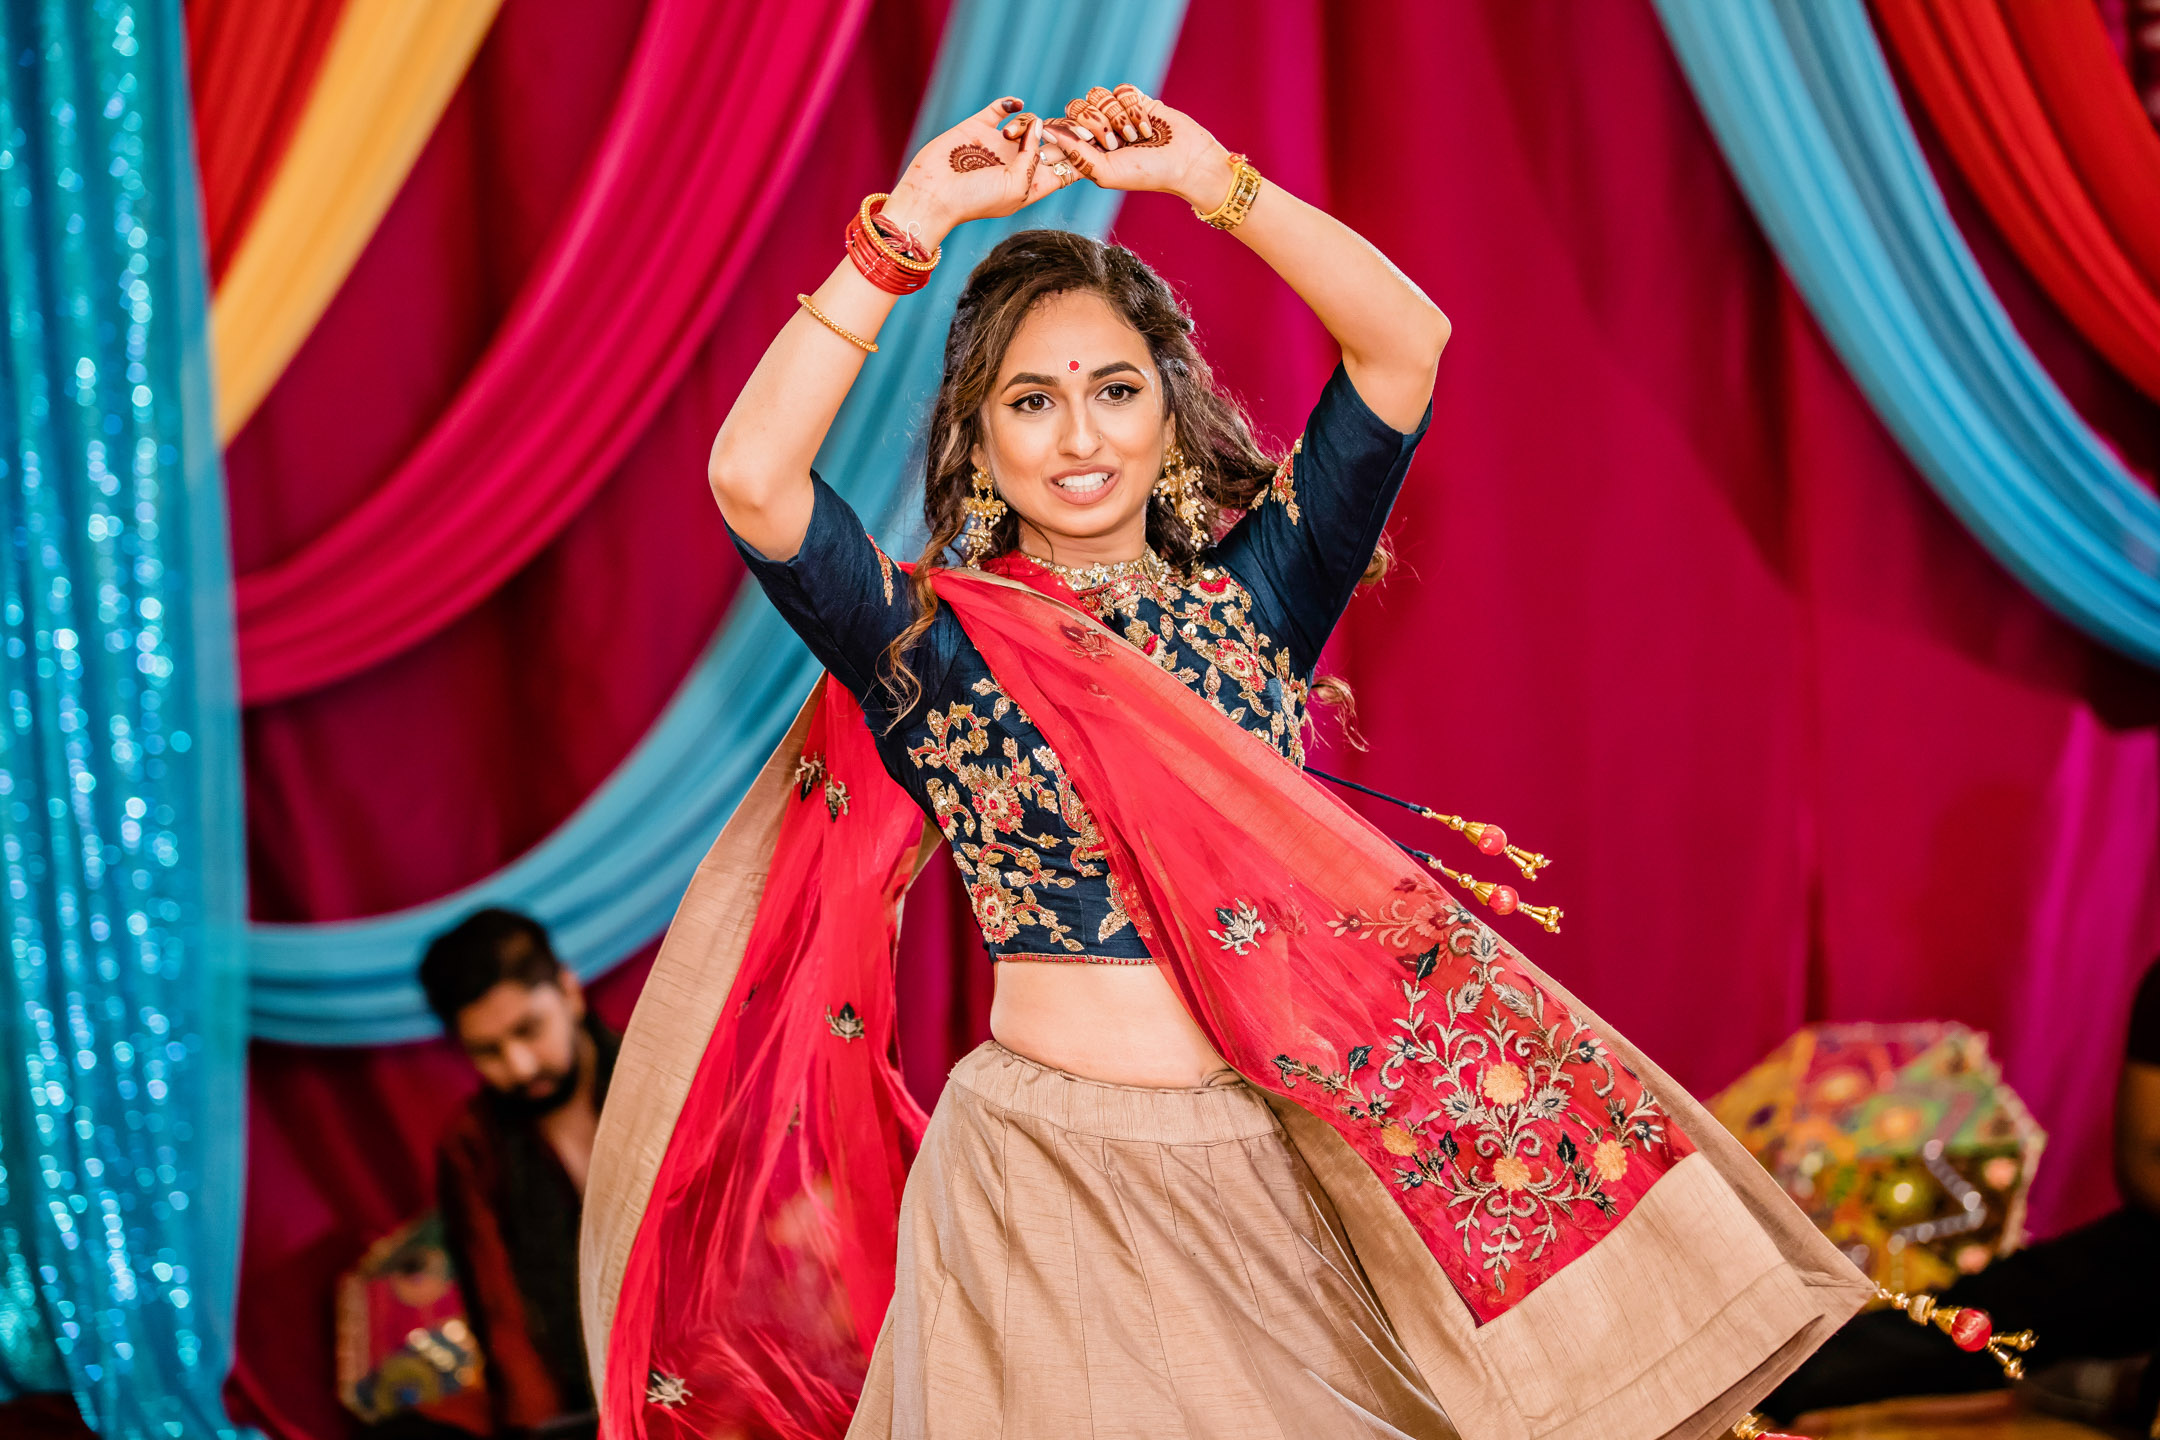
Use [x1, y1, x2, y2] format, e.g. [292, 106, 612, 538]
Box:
[846, 1042, 1458, 1440]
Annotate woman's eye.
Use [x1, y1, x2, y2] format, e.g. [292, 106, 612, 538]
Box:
[1101, 383, 1137, 402]
[1011, 393, 1051, 413]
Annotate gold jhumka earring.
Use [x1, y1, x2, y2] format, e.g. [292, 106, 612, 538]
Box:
[1153, 444, 1210, 550]
[960, 466, 1007, 566]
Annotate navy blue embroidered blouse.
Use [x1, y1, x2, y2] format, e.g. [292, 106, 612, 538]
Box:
[732, 364, 1427, 963]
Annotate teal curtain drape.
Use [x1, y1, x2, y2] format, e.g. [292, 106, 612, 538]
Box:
[0, 2, 251, 1435]
[1650, 0, 2160, 665]
[242, 0, 1191, 1045]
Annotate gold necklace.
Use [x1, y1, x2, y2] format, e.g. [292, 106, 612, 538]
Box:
[1022, 546, 1170, 592]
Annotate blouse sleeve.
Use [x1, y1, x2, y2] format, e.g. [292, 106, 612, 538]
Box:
[726, 475, 922, 710]
[1214, 362, 1431, 674]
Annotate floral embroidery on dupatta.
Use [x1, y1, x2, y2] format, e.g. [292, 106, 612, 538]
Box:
[792, 752, 848, 820]
[1274, 891, 1690, 1312]
[1209, 899, 1267, 954]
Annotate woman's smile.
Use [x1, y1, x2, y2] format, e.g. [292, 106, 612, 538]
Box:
[1047, 465, 1120, 504]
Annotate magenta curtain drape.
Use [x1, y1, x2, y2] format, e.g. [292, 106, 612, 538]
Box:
[230, 0, 870, 704]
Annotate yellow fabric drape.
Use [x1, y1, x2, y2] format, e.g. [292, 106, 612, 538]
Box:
[210, 0, 503, 441]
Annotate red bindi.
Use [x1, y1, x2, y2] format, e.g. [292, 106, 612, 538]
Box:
[1068, 360, 1080, 371]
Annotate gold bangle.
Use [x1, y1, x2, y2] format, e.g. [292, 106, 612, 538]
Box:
[1193, 153, 1262, 231]
[858, 193, 940, 273]
[797, 293, 877, 353]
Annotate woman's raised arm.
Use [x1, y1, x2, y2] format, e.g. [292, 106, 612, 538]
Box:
[1046, 86, 1449, 433]
[708, 98, 1070, 560]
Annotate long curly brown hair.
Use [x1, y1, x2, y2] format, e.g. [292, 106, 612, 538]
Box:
[881, 229, 1382, 717]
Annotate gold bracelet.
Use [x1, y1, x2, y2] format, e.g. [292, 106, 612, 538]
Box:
[1193, 153, 1263, 231]
[797, 293, 877, 353]
[858, 193, 940, 273]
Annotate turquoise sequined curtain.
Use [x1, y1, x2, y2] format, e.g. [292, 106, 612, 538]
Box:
[0, 1, 250, 1435]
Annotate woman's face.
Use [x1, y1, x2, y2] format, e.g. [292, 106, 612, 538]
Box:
[972, 289, 1173, 563]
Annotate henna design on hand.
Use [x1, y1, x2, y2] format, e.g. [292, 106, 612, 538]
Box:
[1112, 84, 1158, 142]
[1088, 85, 1140, 143]
[1126, 115, 1171, 149]
[949, 142, 1001, 173]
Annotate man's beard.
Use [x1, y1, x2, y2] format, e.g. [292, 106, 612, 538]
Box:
[492, 1051, 582, 1120]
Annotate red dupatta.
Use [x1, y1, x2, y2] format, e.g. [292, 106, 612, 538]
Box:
[580, 561, 1871, 1440]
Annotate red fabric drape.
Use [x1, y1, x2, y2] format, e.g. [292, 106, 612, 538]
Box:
[1874, 0, 2160, 403]
[228, 0, 871, 705]
[1997, 0, 2160, 295]
[183, 0, 348, 283]
[228, 0, 2160, 1435]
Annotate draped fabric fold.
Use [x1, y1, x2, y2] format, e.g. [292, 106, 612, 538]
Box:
[229, 0, 868, 702]
[209, 0, 503, 442]
[1872, 0, 2160, 403]
[0, 0, 251, 1429]
[1995, 0, 2160, 298]
[582, 568, 1873, 1440]
[183, 0, 349, 284]
[1649, 0, 2160, 665]
[240, 0, 1190, 1045]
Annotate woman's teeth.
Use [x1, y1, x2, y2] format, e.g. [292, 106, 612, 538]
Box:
[1054, 471, 1112, 493]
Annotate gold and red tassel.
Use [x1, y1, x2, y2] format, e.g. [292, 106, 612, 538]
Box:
[1407, 849, 1565, 934]
[1872, 1285, 2035, 1379]
[1428, 812, 1551, 882]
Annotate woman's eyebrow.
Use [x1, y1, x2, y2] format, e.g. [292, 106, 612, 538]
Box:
[1000, 361, 1145, 391]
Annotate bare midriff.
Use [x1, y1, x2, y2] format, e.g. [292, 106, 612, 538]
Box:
[989, 959, 1232, 1087]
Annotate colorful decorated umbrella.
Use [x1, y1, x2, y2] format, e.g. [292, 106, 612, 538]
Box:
[1710, 1022, 2046, 1296]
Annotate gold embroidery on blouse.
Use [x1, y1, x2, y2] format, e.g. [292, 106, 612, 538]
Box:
[908, 683, 1127, 953]
[1073, 565, 1310, 767]
[870, 536, 896, 605]
[1256, 436, 1303, 526]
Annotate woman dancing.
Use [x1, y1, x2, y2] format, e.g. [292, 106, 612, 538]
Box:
[581, 87, 1874, 1440]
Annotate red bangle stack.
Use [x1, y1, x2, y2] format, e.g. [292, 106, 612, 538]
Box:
[846, 193, 939, 295]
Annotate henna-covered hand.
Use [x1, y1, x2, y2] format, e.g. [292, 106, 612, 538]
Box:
[1042, 85, 1229, 207]
[881, 96, 1070, 245]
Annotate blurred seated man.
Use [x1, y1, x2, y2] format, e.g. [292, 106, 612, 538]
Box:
[1764, 953, 2160, 1425]
[419, 909, 619, 1440]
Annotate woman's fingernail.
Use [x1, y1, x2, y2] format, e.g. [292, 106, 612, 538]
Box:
[1122, 125, 1138, 142]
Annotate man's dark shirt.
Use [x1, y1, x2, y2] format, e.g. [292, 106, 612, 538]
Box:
[2128, 960, 2160, 1068]
[436, 1013, 619, 1435]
